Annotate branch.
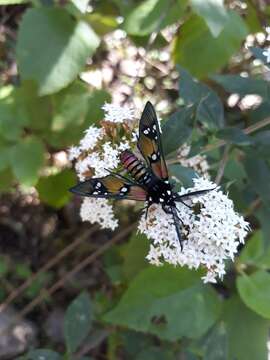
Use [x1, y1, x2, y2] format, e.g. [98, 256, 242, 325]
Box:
[215, 145, 231, 185]
[0, 223, 136, 338]
[0, 225, 98, 313]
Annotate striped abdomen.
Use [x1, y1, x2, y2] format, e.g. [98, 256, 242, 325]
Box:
[120, 150, 150, 184]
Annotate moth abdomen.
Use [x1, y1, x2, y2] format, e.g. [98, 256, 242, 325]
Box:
[120, 150, 148, 184]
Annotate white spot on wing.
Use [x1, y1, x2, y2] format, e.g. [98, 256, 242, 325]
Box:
[143, 128, 150, 135]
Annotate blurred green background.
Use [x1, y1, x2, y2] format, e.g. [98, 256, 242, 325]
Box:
[0, 0, 270, 359]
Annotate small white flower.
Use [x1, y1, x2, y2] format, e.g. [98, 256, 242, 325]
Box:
[102, 103, 134, 123]
[68, 146, 81, 161]
[202, 271, 217, 284]
[80, 126, 104, 151]
[263, 48, 270, 63]
[80, 198, 118, 230]
[102, 142, 121, 170]
[75, 143, 123, 180]
[75, 157, 93, 180]
[146, 244, 163, 266]
[139, 177, 249, 283]
[118, 140, 131, 151]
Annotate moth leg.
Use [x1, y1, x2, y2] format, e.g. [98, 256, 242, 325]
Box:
[145, 203, 151, 229]
[176, 199, 193, 210]
[139, 203, 149, 219]
[162, 205, 183, 250]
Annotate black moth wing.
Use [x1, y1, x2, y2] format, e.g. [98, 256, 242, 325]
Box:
[70, 174, 147, 201]
[137, 101, 168, 180]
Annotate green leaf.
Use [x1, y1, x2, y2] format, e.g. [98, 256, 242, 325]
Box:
[16, 8, 100, 95]
[0, 168, 14, 193]
[202, 323, 228, 360]
[223, 152, 246, 184]
[104, 266, 221, 341]
[26, 272, 52, 298]
[27, 349, 61, 360]
[245, 0, 261, 32]
[244, 156, 270, 206]
[64, 292, 93, 354]
[239, 231, 263, 266]
[216, 127, 252, 145]
[47, 88, 110, 148]
[178, 67, 224, 128]
[122, 232, 149, 281]
[9, 137, 45, 186]
[0, 100, 26, 141]
[136, 346, 174, 360]
[196, 92, 224, 129]
[36, 169, 76, 208]
[211, 74, 270, 98]
[174, 11, 248, 78]
[0, 0, 27, 3]
[51, 84, 90, 132]
[223, 296, 268, 360]
[123, 0, 188, 36]
[237, 270, 270, 319]
[14, 81, 53, 132]
[162, 106, 194, 155]
[252, 130, 270, 158]
[169, 164, 197, 187]
[15, 263, 32, 279]
[0, 146, 11, 171]
[87, 13, 118, 36]
[121, 330, 154, 357]
[190, 0, 228, 37]
[256, 205, 270, 248]
[257, 248, 270, 269]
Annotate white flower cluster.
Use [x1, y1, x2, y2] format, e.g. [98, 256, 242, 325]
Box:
[102, 103, 135, 123]
[80, 198, 118, 230]
[138, 177, 249, 283]
[74, 141, 122, 180]
[178, 144, 210, 178]
[69, 103, 134, 230]
[70, 103, 249, 283]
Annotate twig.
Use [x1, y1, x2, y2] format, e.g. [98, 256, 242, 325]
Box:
[244, 117, 270, 134]
[202, 116, 270, 154]
[215, 145, 230, 185]
[167, 116, 270, 165]
[75, 329, 111, 359]
[0, 223, 136, 338]
[0, 225, 98, 313]
[244, 197, 262, 217]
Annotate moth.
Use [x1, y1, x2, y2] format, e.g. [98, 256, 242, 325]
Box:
[70, 102, 213, 249]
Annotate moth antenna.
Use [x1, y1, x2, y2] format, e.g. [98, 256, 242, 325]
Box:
[170, 206, 183, 251]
